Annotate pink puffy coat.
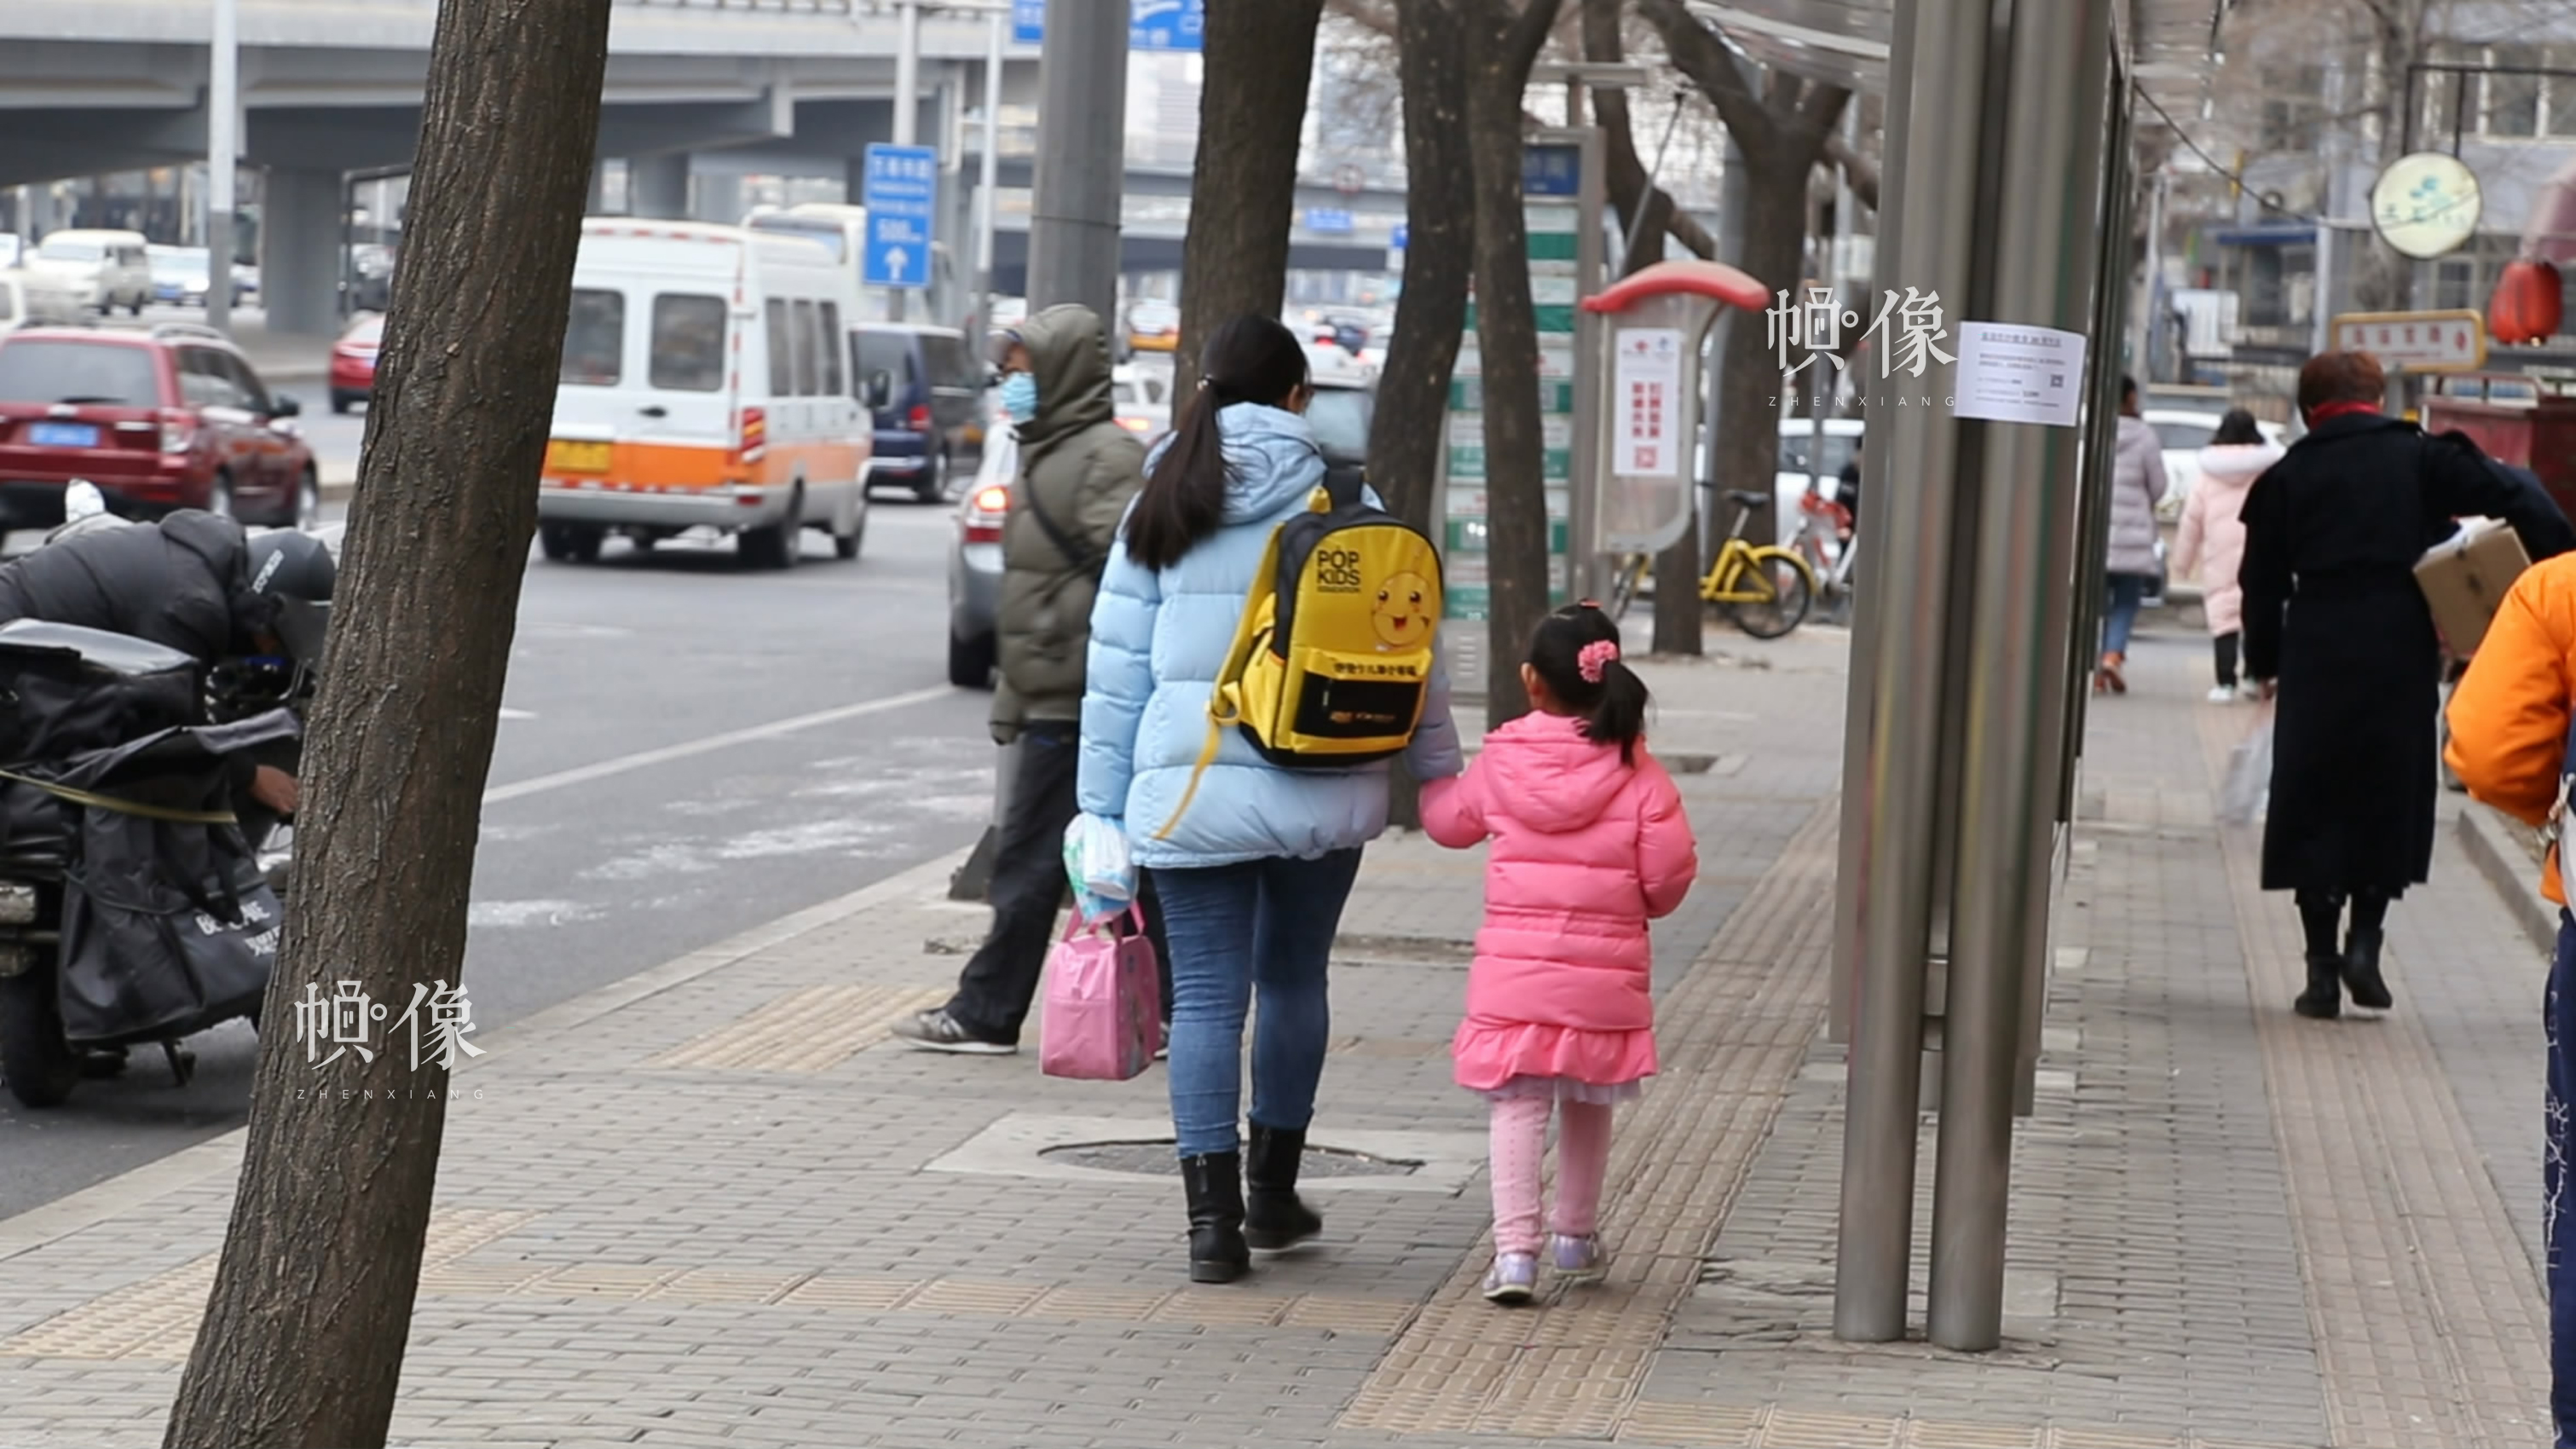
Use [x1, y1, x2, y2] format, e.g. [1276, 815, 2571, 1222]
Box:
[1419, 713, 1699, 1091]
[2172, 442, 2283, 636]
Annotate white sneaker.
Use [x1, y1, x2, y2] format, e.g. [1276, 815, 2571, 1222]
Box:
[2207, 685, 2238, 703]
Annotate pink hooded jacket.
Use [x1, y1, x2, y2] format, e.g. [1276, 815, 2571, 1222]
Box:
[2172, 442, 2283, 636]
[1419, 713, 1698, 1088]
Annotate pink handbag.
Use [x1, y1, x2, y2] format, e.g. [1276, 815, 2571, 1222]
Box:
[1038, 907, 1161, 1082]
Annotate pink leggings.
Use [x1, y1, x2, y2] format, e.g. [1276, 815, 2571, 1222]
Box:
[1487, 1094, 1614, 1256]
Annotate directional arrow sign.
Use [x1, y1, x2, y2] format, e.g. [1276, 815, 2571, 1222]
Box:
[861, 143, 938, 290]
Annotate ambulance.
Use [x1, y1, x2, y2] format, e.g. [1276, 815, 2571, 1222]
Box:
[537, 220, 877, 568]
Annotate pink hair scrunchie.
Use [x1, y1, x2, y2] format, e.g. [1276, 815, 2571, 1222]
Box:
[1577, 639, 1620, 684]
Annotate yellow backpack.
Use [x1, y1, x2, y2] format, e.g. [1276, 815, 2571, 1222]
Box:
[1155, 474, 1443, 839]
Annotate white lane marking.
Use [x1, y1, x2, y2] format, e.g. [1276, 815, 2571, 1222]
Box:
[481, 685, 956, 806]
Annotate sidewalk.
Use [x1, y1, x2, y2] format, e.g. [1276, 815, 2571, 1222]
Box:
[0, 618, 2556, 1447]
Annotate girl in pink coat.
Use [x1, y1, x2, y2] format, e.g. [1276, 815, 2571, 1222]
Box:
[1420, 603, 1698, 1304]
[2170, 408, 2284, 701]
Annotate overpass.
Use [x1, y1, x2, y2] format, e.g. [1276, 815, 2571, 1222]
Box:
[0, 0, 1416, 335]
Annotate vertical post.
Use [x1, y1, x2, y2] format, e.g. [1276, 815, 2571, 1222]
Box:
[1026, 0, 1128, 319]
[979, 7, 1005, 332]
[2063, 79, 2134, 827]
[890, 0, 922, 323]
[1830, 0, 1917, 1048]
[1834, 0, 1987, 1345]
[205, 0, 240, 338]
[1703, 136, 1748, 572]
[1926, 0, 2111, 1353]
[2132, 169, 2164, 383]
[2312, 222, 2336, 360]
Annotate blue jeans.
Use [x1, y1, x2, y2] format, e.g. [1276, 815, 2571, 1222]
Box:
[2102, 572, 2150, 658]
[1148, 849, 1363, 1158]
[2549, 913, 2576, 1445]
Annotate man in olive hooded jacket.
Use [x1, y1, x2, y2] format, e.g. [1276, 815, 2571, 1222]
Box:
[898, 303, 1155, 1053]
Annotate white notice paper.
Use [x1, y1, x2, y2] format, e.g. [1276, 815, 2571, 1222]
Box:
[1612, 327, 1686, 476]
[1953, 321, 2089, 427]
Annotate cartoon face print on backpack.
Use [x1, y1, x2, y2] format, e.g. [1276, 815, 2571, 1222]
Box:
[1371, 571, 1434, 649]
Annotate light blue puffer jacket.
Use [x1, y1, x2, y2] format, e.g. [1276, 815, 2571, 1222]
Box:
[1078, 402, 1464, 869]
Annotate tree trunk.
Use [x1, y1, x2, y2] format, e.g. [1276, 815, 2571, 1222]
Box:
[1372, 0, 1475, 828]
[1711, 155, 1810, 572]
[1176, 0, 1328, 378]
[1464, 0, 1568, 730]
[163, 0, 613, 1443]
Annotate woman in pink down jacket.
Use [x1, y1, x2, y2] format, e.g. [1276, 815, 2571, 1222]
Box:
[1418, 603, 1698, 1306]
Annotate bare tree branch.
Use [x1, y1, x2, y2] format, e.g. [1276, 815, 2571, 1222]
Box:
[1823, 130, 1879, 211]
[1504, 0, 1571, 81]
[1636, 0, 1771, 153]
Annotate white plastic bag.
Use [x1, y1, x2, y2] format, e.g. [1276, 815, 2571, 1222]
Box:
[2219, 713, 2273, 827]
[1063, 813, 1135, 923]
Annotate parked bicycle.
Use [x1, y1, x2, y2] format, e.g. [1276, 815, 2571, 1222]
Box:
[1604, 493, 1816, 639]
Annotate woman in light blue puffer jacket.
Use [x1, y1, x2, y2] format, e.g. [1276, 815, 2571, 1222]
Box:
[1079, 315, 1463, 1284]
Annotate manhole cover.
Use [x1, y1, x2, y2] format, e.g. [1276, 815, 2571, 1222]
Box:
[1038, 1140, 1423, 1178]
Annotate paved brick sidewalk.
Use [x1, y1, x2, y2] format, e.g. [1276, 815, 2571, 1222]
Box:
[0, 620, 2553, 1446]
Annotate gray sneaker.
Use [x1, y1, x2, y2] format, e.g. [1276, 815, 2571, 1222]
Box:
[891, 1008, 1015, 1055]
[1481, 1252, 1538, 1305]
[1548, 1233, 1609, 1284]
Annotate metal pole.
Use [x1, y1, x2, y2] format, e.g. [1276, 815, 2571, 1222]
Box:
[978, 8, 1004, 331]
[2062, 76, 2134, 827]
[1829, 0, 1915, 1048]
[1025, 0, 1127, 319]
[205, 0, 239, 338]
[1834, 0, 1985, 1345]
[1926, 0, 2112, 1353]
[1703, 136, 1748, 572]
[2132, 169, 2163, 384]
[887, 0, 923, 323]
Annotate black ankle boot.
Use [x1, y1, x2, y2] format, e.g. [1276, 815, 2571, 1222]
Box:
[2342, 928, 2393, 1011]
[1179, 1152, 1249, 1284]
[2295, 953, 2342, 1019]
[1242, 1123, 1324, 1251]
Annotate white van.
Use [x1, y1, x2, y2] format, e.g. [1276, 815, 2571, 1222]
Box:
[0, 270, 87, 332]
[25, 230, 151, 315]
[538, 220, 875, 569]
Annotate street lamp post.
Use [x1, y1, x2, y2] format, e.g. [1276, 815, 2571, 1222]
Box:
[979, 7, 1003, 333]
[206, 0, 240, 338]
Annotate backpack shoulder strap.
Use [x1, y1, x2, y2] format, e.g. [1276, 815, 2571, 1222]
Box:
[1320, 461, 1366, 511]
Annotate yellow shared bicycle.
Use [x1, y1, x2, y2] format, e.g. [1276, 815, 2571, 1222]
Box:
[1604, 491, 1816, 639]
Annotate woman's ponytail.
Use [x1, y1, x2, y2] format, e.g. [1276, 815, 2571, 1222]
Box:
[1123, 315, 1310, 572]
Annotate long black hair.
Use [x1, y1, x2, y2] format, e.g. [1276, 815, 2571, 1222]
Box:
[1123, 315, 1310, 571]
[1528, 603, 1649, 765]
[2212, 407, 2264, 447]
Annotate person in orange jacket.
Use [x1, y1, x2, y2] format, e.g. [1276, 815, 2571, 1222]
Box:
[2442, 551, 2576, 1447]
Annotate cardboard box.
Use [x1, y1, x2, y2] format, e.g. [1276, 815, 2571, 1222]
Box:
[2415, 517, 2530, 655]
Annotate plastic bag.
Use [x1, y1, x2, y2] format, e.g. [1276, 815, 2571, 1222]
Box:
[2219, 713, 2273, 827]
[1063, 812, 1135, 923]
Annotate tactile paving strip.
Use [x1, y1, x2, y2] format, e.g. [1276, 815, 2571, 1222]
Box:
[1, 1205, 537, 1361]
[646, 983, 948, 1072]
[1614, 1401, 2305, 1448]
[1337, 800, 1840, 1439]
[405, 1259, 1418, 1336]
[2195, 706, 2552, 1446]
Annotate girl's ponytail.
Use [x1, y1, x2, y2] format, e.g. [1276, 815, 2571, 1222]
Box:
[1585, 655, 1649, 765]
[1528, 603, 1653, 765]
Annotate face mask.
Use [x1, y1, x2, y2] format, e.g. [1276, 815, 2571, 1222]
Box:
[1000, 372, 1040, 424]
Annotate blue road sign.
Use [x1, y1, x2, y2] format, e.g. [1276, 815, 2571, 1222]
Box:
[861, 143, 938, 290]
[1011, 0, 1044, 44]
[1306, 208, 1354, 235]
[1129, 0, 1203, 51]
[1522, 144, 1581, 199]
[1391, 222, 1409, 251]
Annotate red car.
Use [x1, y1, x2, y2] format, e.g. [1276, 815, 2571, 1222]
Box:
[329, 313, 382, 414]
[0, 325, 319, 529]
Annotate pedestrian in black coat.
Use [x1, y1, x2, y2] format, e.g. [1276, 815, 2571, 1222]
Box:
[2240, 351, 2573, 1020]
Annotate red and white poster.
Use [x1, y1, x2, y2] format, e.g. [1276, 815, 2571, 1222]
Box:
[1612, 327, 1685, 476]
